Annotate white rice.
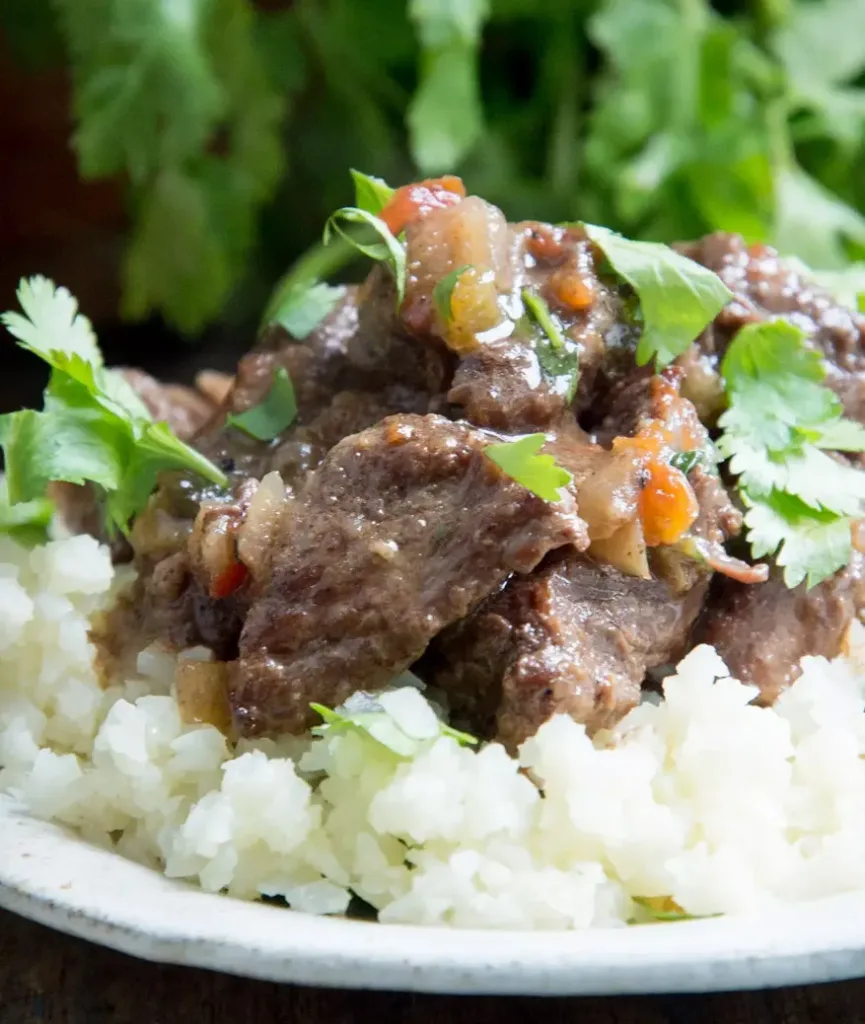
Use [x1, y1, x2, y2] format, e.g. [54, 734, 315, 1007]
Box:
[3, 533, 865, 928]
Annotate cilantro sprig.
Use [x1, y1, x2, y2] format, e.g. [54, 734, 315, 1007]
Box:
[717, 320, 865, 588]
[323, 208, 406, 305]
[227, 367, 297, 442]
[521, 288, 580, 403]
[583, 224, 733, 369]
[311, 690, 477, 759]
[433, 265, 472, 322]
[263, 280, 345, 340]
[350, 170, 396, 216]
[485, 434, 573, 503]
[0, 277, 228, 543]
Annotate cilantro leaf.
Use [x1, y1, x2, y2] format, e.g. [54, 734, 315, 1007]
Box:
[773, 0, 865, 97]
[670, 450, 704, 475]
[522, 289, 565, 350]
[1, 275, 102, 366]
[484, 434, 573, 503]
[0, 406, 127, 506]
[433, 265, 471, 322]
[718, 318, 865, 587]
[407, 0, 488, 172]
[323, 207, 406, 305]
[350, 169, 395, 215]
[631, 896, 710, 923]
[773, 167, 865, 271]
[56, 0, 286, 334]
[583, 224, 733, 369]
[311, 690, 477, 759]
[520, 289, 580, 404]
[1, 277, 228, 539]
[409, 0, 489, 49]
[0, 496, 55, 548]
[718, 320, 839, 454]
[810, 264, 865, 313]
[744, 491, 852, 589]
[266, 281, 346, 339]
[227, 368, 297, 441]
[802, 418, 865, 451]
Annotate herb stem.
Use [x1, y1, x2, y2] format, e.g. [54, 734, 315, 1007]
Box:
[260, 237, 355, 330]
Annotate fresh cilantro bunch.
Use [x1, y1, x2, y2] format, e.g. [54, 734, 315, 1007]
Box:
[5, 0, 865, 336]
[0, 277, 228, 543]
[717, 321, 865, 587]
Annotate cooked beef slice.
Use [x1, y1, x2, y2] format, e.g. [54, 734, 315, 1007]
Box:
[678, 233, 865, 423]
[118, 368, 221, 438]
[431, 553, 709, 750]
[694, 551, 865, 703]
[427, 369, 751, 747]
[231, 414, 588, 736]
[191, 279, 450, 492]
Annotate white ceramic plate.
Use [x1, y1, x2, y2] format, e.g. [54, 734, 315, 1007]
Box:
[3, 792, 865, 996]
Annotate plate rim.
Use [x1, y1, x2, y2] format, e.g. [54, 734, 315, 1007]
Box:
[3, 793, 865, 996]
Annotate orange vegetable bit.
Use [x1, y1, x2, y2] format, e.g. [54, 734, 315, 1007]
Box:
[380, 176, 466, 235]
[550, 269, 595, 311]
[209, 560, 249, 600]
[639, 459, 699, 547]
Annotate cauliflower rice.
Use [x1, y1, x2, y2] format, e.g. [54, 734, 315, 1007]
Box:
[3, 533, 865, 929]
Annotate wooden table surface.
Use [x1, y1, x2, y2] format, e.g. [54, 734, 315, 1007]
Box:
[3, 910, 865, 1024]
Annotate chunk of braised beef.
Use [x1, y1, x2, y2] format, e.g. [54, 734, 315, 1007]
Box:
[231, 414, 587, 737]
[694, 550, 865, 703]
[678, 232, 865, 423]
[399, 200, 632, 431]
[431, 553, 709, 750]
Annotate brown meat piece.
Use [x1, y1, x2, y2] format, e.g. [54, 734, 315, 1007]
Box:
[694, 551, 865, 703]
[678, 233, 865, 423]
[118, 368, 220, 439]
[232, 414, 587, 736]
[428, 370, 749, 748]
[400, 200, 630, 431]
[431, 554, 709, 750]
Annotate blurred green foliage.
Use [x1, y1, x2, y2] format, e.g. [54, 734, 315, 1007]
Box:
[4, 0, 865, 336]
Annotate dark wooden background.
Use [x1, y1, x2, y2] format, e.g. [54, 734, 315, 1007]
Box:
[4, 909, 865, 1023]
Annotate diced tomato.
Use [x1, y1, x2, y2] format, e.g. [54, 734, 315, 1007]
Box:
[639, 460, 699, 547]
[380, 176, 466, 235]
[209, 560, 248, 600]
[526, 225, 567, 263]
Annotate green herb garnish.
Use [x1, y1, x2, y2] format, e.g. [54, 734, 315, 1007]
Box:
[311, 691, 477, 759]
[0, 277, 228, 542]
[670, 450, 704, 475]
[632, 895, 715, 923]
[717, 319, 865, 588]
[323, 207, 406, 305]
[266, 281, 345, 340]
[522, 289, 565, 350]
[485, 434, 573, 503]
[350, 169, 396, 215]
[433, 265, 472, 323]
[521, 288, 580, 402]
[583, 224, 733, 369]
[227, 367, 297, 442]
